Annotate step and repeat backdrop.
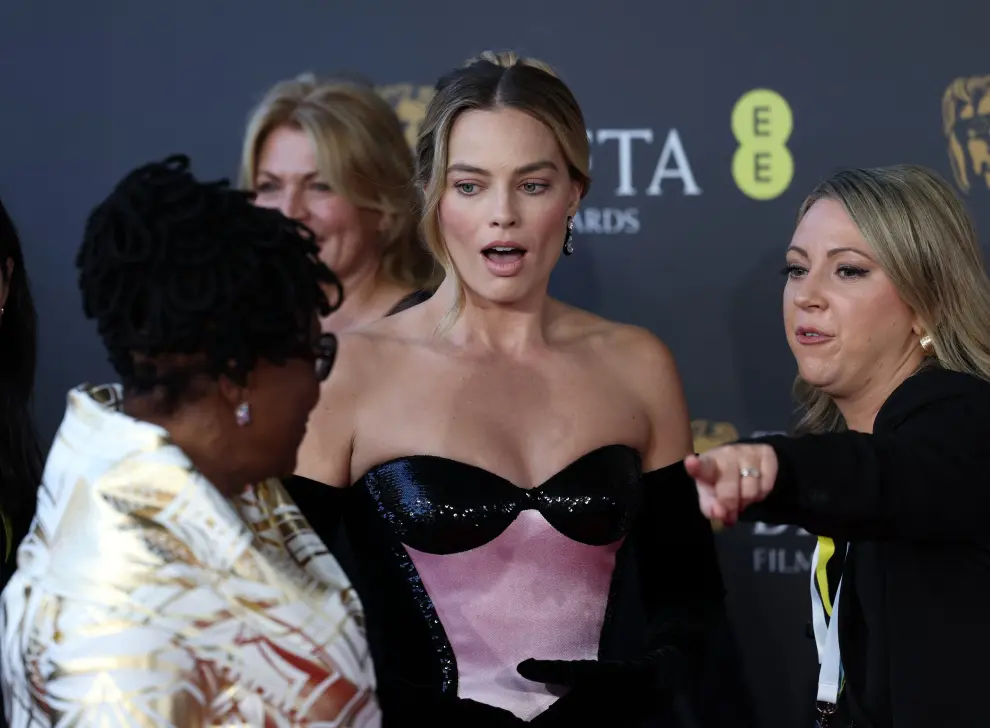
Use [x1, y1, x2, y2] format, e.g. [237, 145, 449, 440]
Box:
[2, 1, 988, 725]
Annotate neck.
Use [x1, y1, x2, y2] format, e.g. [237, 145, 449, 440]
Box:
[322, 259, 405, 332]
[834, 351, 926, 433]
[434, 276, 554, 355]
[122, 397, 242, 498]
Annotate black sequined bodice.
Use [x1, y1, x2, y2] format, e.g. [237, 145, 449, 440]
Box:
[357, 444, 643, 555]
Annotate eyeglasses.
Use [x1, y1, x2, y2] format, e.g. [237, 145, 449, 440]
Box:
[313, 332, 338, 382]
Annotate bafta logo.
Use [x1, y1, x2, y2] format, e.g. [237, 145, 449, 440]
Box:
[376, 84, 436, 150]
[690, 419, 740, 534]
[942, 75, 990, 195]
[691, 419, 740, 454]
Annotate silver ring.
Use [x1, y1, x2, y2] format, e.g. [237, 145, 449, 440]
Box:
[739, 467, 761, 479]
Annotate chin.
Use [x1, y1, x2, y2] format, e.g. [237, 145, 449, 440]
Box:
[472, 274, 547, 305]
[796, 366, 841, 395]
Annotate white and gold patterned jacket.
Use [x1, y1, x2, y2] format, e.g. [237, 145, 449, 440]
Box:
[0, 384, 379, 727]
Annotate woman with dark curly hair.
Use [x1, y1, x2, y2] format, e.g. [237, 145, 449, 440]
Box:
[0, 198, 42, 597]
[0, 156, 380, 727]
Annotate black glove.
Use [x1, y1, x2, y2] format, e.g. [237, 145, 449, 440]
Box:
[518, 653, 674, 725]
[517, 460, 726, 726]
[379, 675, 527, 727]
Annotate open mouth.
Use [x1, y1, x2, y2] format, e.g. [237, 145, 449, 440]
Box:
[482, 244, 527, 263]
[796, 327, 834, 343]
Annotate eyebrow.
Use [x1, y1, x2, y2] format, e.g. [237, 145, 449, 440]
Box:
[787, 245, 876, 261]
[256, 169, 319, 180]
[446, 160, 560, 176]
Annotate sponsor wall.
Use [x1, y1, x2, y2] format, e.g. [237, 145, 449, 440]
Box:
[1, 1, 988, 725]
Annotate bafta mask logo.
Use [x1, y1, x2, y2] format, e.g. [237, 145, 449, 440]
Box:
[691, 419, 740, 454]
[376, 84, 436, 150]
[691, 419, 740, 534]
[942, 75, 990, 195]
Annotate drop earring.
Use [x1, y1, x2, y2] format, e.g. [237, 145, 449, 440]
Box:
[235, 402, 252, 426]
[562, 216, 575, 256]
[919, 334, 934, 356]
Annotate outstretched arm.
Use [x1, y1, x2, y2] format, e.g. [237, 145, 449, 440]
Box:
[689, 372, 990, 542]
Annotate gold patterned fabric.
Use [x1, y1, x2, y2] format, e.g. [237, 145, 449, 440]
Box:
[0, 384, 379, 727]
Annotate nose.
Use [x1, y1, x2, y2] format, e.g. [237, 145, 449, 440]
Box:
[489, 186, 519, 229]
[792, 270, 828, 311]
[277, 188, 308, 223]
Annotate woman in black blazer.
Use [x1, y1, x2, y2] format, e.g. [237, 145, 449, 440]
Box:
[686, 165, 990, 728]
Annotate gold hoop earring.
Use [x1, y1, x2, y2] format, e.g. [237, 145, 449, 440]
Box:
[919, 334, 934, 355]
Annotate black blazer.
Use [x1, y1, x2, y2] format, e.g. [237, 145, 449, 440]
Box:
[744, 366, 990, 728]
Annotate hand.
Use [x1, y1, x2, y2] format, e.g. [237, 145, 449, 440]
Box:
[379, 675, 527, 726]
[684, 444, 778, 525]
[518, 657, 664, 725]
[447, 698, 528, 726]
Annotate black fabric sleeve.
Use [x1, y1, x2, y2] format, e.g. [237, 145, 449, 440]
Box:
[635, 461, 727, 669]
[281, 474, 345, 548]
[521, 461, 728, 726]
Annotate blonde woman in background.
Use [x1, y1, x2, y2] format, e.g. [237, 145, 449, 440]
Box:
[240, 74, 439, 331]
[289, 51, 727, 727]
[688, 166, 990, 728]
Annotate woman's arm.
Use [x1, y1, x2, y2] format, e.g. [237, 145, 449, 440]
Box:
[709, 371, 990, 542]
[295, 333, 366, 488]
[3, 621, 215, 726]
[521, 329, 726, 725]
[627, 330, 726, 675]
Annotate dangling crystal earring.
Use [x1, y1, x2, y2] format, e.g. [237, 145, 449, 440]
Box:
[235, 402, 252, 426]
[562, 216, 575, 256]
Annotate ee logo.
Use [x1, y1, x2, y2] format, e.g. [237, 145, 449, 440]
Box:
[731, 89, 794, 200]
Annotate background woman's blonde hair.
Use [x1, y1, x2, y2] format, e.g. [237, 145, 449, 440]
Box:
[793, 164, 990, 434]
[239, 73, 438, 290]
[415, 51, 591, 333]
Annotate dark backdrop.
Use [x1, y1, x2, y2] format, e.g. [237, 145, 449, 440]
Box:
[2, 1, 988, 725]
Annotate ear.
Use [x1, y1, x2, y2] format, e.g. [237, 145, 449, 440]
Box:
[217, 369, 252, 410]
[376, 210, 392, 235]
[566, 180, 583, 217]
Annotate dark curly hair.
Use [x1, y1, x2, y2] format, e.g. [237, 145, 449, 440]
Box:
[0, 197, 42, 564]
[77, 154, 342, 411]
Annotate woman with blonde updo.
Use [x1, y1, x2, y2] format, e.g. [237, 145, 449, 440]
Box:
[287, 51, 726, 727]
[240, 73, 440, 331]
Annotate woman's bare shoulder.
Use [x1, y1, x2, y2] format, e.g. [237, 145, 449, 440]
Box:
[552, 302, 678, 371]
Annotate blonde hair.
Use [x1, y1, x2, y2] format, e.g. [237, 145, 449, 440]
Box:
[415, 51, 591, 333]
[793, 165, 990, 434]
[239, 73, 438, 290]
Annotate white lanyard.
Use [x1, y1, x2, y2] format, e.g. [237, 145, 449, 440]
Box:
[810, 540, 849, 705]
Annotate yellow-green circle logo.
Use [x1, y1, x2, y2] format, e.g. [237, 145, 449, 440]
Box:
[731, 89, 794, 200]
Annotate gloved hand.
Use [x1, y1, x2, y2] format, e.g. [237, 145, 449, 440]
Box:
[444, 697, 528, 727]
[379, 675, 527, 727]
[517, 653, 674, 725]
